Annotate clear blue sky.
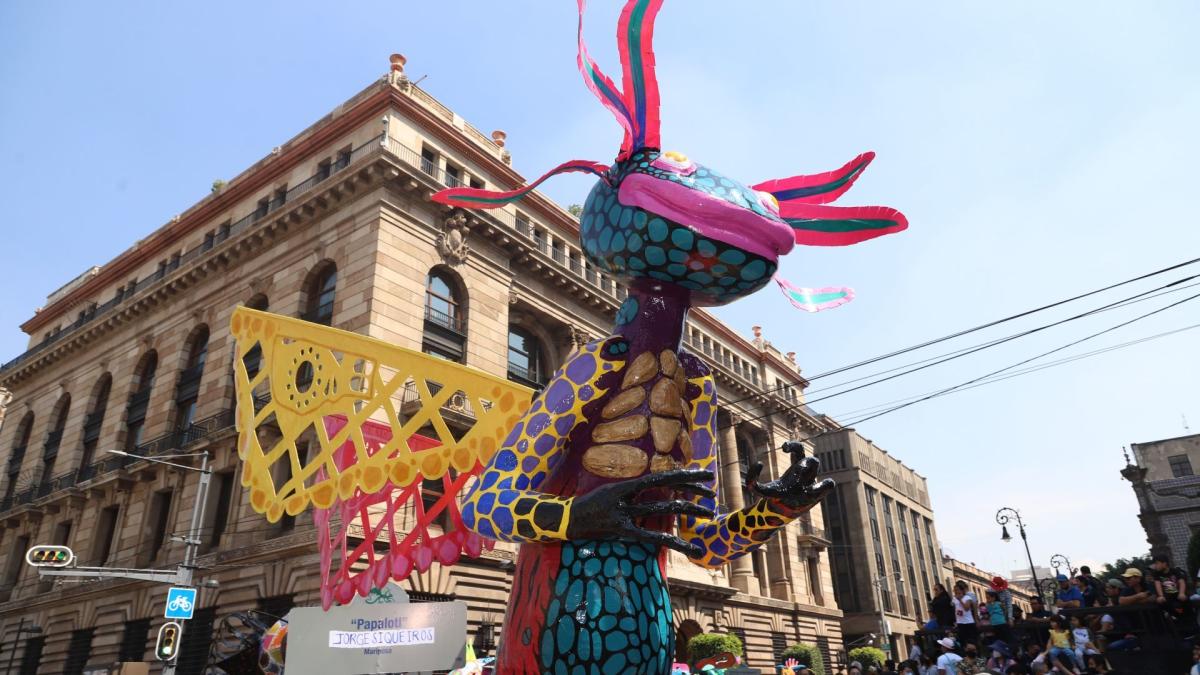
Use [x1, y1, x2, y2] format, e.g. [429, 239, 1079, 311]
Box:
[2, 1, 1198, 576]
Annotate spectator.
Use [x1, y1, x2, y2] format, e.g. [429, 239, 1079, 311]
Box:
[918, 654, 938, 675]
[1081, 653, 1109, 674]
[882, 659, 897, 675]
[1117, 567, 1153, 605]
[1054, 575, 1083, 610]
[1148, 552, 1191, 624]
[923, 611, 941, 632]
[955, 642, 987, 675]
[1012, 604, 1025, 622]
[932, 583, 956, 629]
[1027, 597, 1052, 620]
[897, 660, 918, 675]
[1190, 642, 1200, 675]
[986, 640, 1017, 672]
[1018, 642, 1044, 670]
[1076, 566, 1103, 608]
[910, 640, 924, 663]
[849, 660, 864, 675]
[1044, 615, 1081, 674]
[936, 637, 962, 675]
[1067, 614, 1097, 666]
[952, 581, 980, 647]
[984, 589, 1012, 645]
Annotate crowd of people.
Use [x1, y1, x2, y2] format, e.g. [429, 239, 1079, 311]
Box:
[834, 554, 1200, 675]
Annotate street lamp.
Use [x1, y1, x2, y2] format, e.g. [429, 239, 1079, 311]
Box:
[871, 572, 904, 655]
[996, 507, 1041, 607]
[5, 618, 43, 674]
[1050, 554, 1074, 578]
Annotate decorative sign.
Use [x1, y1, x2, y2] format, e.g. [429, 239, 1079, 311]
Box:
[286, 600, 466, 675]
[164, 587, 197, 620]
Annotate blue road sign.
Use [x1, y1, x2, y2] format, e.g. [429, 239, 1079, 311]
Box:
[164, 587, 197, 620]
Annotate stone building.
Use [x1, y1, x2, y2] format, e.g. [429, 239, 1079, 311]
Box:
[812, 427, 941, 661]
[1122, 433, 1200, 567]
[940, 556, 1035, 618]
[0, 57, 844, 673]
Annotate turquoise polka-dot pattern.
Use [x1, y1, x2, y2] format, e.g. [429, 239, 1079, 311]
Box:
[540, 540, 672, 675]
[579, 149, 777, 306]
[614, 296, 639, 328]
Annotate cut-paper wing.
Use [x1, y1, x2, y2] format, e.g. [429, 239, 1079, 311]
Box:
[774, 276, 854, 312]
[229, 307, 533, 521]
[313, 416, 494, 609]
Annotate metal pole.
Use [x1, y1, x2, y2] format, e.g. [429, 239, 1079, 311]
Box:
[874, 576, 888, 653]
[163, 452, 211, 675]
[1017, 517, 1041, 605]
[6, 617, 23, 675]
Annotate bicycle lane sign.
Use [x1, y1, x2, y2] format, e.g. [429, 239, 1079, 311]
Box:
[165, 587, 197, 620]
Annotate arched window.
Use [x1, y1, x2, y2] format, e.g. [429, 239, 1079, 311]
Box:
[79, 374, 112, 478]
[3, 413, 35, 503]
[304, 263, 337, 326]
[126, 351, 158, 452]
[422, 268, 467, 363]
[506, 326, 546, 387]
[42, 394, 71, 484]
[175, 326, 209, 430]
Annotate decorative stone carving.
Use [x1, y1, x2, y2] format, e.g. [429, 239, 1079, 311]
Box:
[568, 324, 592, 348]
[437, 211, 470, 266]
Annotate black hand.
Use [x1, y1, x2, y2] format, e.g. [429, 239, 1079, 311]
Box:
[567, 468, 716, 558]
[747, 451, 835, 513]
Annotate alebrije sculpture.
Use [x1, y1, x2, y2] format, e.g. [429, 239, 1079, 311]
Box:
[431, 1, 908, 672]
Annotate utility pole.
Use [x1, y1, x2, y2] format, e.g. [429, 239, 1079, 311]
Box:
[31, 450, 213, 674]
[872, 572, 903, 657]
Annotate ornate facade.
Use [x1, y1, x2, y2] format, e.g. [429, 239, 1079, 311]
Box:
[0, 60, 843, 673]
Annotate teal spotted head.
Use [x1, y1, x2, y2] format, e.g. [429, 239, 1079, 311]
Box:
[578, 149, 792, 306]
[433, 0, 907, 309]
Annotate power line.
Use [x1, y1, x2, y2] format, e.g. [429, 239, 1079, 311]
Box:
[806, 256, 1200, 381]
[829, 321, 1200, 419]
[835, 289, 1200, 428]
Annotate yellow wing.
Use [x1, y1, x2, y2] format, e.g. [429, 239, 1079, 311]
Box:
[230, 308, 533, 522]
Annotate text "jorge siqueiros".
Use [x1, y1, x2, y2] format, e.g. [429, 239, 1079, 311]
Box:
[328, 627, 435, 649]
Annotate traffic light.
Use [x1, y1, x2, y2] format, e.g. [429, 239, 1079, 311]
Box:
[156, 621, 182, 661]
[25, 545, 74, 568]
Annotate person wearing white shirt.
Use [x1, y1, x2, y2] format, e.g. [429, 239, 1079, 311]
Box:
[934, 637, 962, 675]
[951, 581, 979, 647]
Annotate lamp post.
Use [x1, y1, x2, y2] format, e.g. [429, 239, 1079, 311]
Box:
[871, 572, 904, 656]
[1049, 554, 1075, 578]
[5, 618, 43, 674]
[996, 507, 1041, 607]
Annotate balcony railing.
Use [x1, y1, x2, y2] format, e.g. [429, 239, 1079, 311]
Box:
[0, 132, 385, 376]
[1, 409, 235, 513]
[423, 305, 465, 333]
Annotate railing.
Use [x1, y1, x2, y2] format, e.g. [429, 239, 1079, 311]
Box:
[1, 409, 235, 513]
[423, 305, 464, 333]
[0, 132, 386, 375]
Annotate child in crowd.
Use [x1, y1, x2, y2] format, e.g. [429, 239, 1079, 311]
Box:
[984, 589, 1011, 644]
[1044, 616, 1080, 675]
[1067, 614, 1097, 666]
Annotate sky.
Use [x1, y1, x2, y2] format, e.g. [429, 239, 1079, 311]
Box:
[1, 1, 1198, 578]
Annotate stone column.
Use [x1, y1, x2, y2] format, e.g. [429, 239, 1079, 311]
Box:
[763, 421, 797, 600]
[718, 411, 757, 594]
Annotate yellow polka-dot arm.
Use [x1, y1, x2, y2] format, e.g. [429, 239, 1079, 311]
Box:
[675, 353, 799, 569]
[461, 337, 627, 544]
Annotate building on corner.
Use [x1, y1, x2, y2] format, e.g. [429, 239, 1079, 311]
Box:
[1122, 433, 1200, 567]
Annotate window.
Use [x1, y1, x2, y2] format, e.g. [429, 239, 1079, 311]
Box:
[1, 535, 30, 597]
[735, 434, 757, 508]
[255, 197, 270, 220]
[126, 351, 158, 451]
[423, 269, 467, 363]
[175, 326, 209, 430]
[18, 635, 45, 675]
[79, 372, 111, 473]
[316, 158, 332, 182]
[335, 147, 351, 170]
[63, 628, 96, 675]
[469, 176, 484, 189]
[42, 394, 71, 484]
[93, 506, 120, 565]
[807, 556, 823, 604]
[507, 326, 544, 387]
[274, 442, 309, 536]
[145, 491, 173, 563]
[4, 413, 34, 503]
[257, 594, 295, 622]
[305, 263, 337, 326]
[270, 185, 288, 210]
[118, 618, 151, 663]
[205, 472, 235, 550]
[177, 607, 217, 673]
[420, 147, 438, 176]
[866, 487, 890, 611]
[444, 164, 461, 188]
[1169, 454, 1193, 477]
[241, 295, 269, 380]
